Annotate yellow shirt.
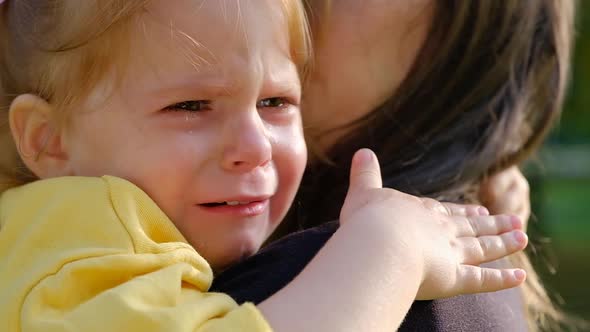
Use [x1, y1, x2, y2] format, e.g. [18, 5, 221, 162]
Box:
[0, 176, 272, 332]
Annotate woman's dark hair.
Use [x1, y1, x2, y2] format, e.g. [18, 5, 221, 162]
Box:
[280, 1, 576, 330]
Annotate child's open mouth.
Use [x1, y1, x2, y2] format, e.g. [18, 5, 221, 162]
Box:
[201, 201, 254, 207]
[198, 199, 270, 217]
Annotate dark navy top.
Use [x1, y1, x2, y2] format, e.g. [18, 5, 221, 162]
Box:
[212, 221, 528, 331]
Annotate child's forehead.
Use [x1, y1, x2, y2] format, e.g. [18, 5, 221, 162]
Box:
[86, 0, 301, 107]
[126, 0, 295, 77]
[142, 0, 291, 53]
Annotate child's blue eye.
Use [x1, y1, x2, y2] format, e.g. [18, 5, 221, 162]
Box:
[257, 97, 288, 109]
[165, 100, 211, 112]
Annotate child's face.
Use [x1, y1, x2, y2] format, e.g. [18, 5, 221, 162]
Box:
[62, 0, 306, 270]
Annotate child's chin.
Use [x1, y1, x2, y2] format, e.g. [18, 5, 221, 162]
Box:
[211, 244, 259, 273]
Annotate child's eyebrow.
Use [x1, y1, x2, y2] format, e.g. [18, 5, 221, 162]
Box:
[148, 77, 236, 98]
[262, 81, 301, 98]
[262, 65, 302, 94]
[147, 73, 300, 100]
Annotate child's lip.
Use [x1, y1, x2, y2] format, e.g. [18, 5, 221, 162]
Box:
[197, 199, 270, 217]
[198, 195, 272, 206]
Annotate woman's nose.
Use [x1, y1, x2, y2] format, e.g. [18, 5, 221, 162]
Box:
[220, 112, 272, 173]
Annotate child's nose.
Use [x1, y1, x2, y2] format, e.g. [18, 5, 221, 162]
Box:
[220, 112, 272, 173]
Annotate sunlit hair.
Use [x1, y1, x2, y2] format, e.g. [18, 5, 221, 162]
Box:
[0, 0, 311, 192]
[292, 0, 579, 331]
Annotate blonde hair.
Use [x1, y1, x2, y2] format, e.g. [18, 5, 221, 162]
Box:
[0, 0, 311, 193]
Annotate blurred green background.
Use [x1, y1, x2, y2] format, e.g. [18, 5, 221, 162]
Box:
[527, 3, 590, 325]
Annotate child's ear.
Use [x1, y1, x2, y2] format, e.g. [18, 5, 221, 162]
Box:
[8, 94, 71, 179]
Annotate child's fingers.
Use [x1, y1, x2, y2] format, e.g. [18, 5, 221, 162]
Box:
[453, 214, 523, 237]
[457, 265, 527, 294]
[459, 230, 528, 265]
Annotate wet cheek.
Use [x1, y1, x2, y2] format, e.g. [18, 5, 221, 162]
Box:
[116, 134, 212, 222]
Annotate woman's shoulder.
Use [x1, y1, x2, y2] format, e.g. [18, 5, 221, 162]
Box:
[404, 291, 528, 332]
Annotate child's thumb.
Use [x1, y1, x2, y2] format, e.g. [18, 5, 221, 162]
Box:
[348, 149, 383, 195]
[340, 149, 383, 223]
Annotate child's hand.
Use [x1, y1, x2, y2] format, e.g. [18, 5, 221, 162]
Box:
[340, 149, 528, 300]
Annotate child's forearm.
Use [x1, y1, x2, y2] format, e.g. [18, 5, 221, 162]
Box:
[259, 149, 530, 331]
[258, 217, 421, 332]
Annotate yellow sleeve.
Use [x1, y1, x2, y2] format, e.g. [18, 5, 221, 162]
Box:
[0, 176, 272, 332]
